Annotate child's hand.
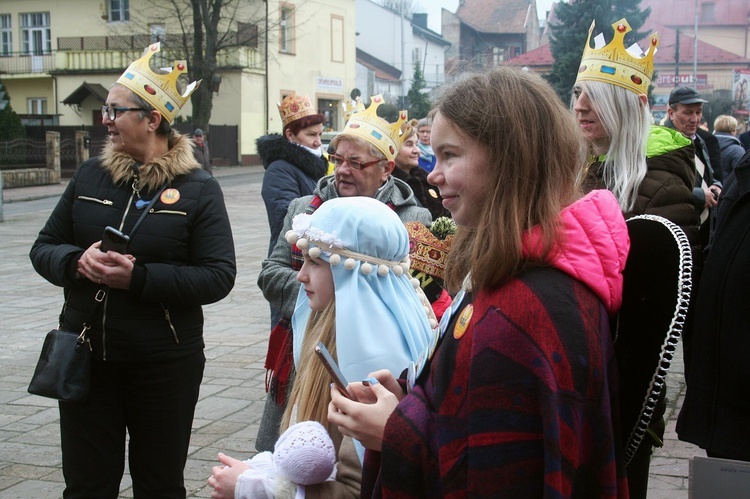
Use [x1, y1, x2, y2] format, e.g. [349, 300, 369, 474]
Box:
[207, 452, 250, 499]
[327, 371, 403, 451]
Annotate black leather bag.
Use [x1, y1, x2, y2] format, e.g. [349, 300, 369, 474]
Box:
[28, 326, 92, 402]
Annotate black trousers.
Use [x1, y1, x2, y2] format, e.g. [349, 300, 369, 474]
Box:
[59, 351, 205, 499]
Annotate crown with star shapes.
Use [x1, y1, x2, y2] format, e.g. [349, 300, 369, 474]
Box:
[116, 42, 200, 124]
[341, 94, 407, 161]
[576, 18, 658, 95]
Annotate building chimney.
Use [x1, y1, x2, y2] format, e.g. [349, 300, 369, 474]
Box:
[412, 13, 428, 29]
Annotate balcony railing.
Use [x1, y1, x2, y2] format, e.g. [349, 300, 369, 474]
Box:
[0, 52, 57, 74]
[0, 32, 262, 76]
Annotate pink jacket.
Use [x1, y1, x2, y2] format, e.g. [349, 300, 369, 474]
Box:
[523, 189, 630, 315]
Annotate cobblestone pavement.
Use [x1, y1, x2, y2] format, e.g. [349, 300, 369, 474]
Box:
[0, 166, 703, 497]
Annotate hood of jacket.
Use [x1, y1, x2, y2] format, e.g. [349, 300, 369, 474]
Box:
[715, 132, 742, 149]
[99, 132, 200, 192]
[313, 173, 421, 209]
[647, 125, 692, 158]
[522, 189, 629, 315]
[256, 133, 328, 179]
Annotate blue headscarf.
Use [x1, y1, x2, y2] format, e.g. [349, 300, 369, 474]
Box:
[289, 197, 434, 384]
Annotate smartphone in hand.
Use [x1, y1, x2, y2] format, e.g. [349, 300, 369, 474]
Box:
[100, 226, 130, 253]
[314, 342, 357, 401]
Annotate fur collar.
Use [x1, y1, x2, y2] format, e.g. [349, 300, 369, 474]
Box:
[99, 132, 200, 192]
[256, 133, 328, 180]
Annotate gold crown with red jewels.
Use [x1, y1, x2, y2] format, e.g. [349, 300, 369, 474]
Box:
[116, 42, 200, 124]
[278, 94, 317, 128]
[342, 94, 407, 161]
[576, 19, 658, 95]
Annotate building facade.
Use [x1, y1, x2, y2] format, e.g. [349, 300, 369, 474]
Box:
[355, 0, 450, 107]
[0, 0, 356, 165]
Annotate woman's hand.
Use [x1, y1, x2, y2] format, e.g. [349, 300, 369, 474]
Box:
[77, 241, 135, 289]
[327, 370, 404, 451]
[207, 452, 250, 499]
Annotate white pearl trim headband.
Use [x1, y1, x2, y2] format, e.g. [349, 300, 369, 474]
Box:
[285, 213, 412, 277]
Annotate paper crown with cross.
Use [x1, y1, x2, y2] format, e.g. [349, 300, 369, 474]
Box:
[116, 42, 200, 124]
[341, 94, 407, 161]
[576, 18, 658, 95]
[278, 94, 318, 128]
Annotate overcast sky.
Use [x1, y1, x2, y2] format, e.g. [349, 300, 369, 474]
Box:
[419, 0, 557, 33]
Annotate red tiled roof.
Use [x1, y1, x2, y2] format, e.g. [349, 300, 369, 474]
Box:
[642, 0, 750, 27]
[505, 20, 750, 67]
[505, 43, 552, 65]
[456, 0, 536, 34]
[644, 20, 750, 65]
[356, 49, 401, 82]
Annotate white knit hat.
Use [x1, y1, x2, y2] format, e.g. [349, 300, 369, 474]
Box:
[273, 421, 336, 486]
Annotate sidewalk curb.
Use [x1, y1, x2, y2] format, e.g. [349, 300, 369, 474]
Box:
[2, 164, 264, 204]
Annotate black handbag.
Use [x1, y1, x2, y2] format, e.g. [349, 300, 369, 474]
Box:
[28, 326, 93, 402]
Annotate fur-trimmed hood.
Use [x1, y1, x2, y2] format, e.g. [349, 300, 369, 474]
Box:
[99, 132, 201, 192]
[256, 133, 327, 180]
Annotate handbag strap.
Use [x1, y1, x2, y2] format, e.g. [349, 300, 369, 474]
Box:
[58, 288, 105, 340]
[128, 182, 168, 239]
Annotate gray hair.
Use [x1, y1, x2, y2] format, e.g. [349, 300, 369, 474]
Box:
[571, 80, 650, 212]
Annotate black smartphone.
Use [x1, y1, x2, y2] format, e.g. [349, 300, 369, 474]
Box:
[100, 226, 130, 253]
[314, 342, 357, 401]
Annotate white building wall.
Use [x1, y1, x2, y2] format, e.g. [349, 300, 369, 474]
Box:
[355, 0, 447, 103]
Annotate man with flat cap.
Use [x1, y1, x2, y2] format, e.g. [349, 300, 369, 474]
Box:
[664, 86, 722, 248]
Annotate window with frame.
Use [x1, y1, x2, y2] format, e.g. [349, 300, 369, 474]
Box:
[330, 15, 344, 63]
[279, 4, 295, 54]
[21, 12, 51, 55]
[701, 2, 715, 22]
[492, 46, 506, 65]
[28, 97, 47, 114]
[1, 14, 11, 55]
[109, 0, 130, 22]
[412, 47, 421, 64]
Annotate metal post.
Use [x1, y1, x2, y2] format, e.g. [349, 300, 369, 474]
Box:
[0, 169, 4, 223]
[401, 0, 406, 107]
[694, 0, 699, 89]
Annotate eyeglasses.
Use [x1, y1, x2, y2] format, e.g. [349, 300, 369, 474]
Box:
[330, 154, 384, 171]
[101, 105, 148, 121]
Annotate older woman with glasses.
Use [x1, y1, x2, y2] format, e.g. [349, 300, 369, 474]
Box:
[254, 95, 431, 453]
[29, 44, 236, 498]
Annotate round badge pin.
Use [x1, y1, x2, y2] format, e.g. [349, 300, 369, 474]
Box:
[453, 304, 473, 340]
[160, 188, 180, 205]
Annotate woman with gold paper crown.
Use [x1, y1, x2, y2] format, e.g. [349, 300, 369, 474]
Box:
[258, 94, 328, 258]
[572, 19, 699, 499]
[29, 43, 236, 498]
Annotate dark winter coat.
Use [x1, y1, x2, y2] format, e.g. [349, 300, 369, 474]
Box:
[193, 142, 211, 175]
[663, 118, 722, 212]
[676, 152, 750, 461]
[715, 132, 745, 180]
[583, 126, 700, 248]
[391, 165, 450, 220]
[30, 134, 236, 363]
[257, 134, 328, 256]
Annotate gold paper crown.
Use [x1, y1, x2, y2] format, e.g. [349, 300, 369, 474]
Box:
[278, 94, 317, 128]
[342, 97, 365, 121]
[341, 94, 407, 161]
[116, 42, 200, 124]
[576, 19, 658, 95]
[405, 221, 454, 281]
